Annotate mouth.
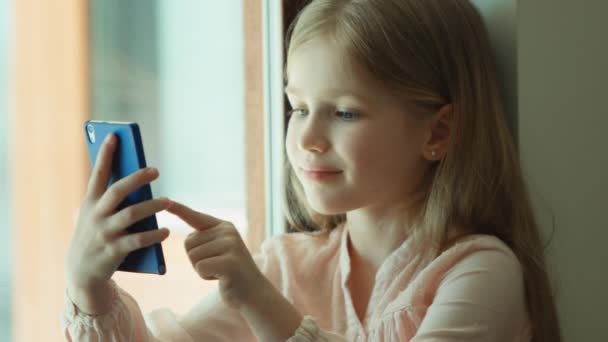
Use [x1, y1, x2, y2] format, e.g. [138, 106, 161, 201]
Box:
[300, 168, 343, 181]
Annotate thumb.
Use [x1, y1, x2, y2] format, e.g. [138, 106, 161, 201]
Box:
[166, 200, 224, 231]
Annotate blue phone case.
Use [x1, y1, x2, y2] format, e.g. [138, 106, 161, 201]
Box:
[84, 120, 166, 275]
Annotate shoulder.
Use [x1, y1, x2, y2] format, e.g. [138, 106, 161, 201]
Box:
[419, 234, 526, 310]
[439, 234, 522, 276]
[401, 235, 530, 339]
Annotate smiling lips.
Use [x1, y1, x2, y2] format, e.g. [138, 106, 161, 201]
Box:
[300, 167, 343, 181]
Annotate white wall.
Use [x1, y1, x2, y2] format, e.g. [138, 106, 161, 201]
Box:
[470, 0, 518, 141]
[472, 1, 607, 339]
[518, 1, 608, 341]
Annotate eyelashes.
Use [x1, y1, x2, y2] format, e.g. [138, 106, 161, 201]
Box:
[336, 110, 359, 121]
[286, 108, 361, 121]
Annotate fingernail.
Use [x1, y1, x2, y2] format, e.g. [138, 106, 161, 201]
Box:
[105, 134, 114, 144]
[147, 167, 158, 175]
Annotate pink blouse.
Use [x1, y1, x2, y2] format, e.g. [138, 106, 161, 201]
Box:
[62, 222, 531, 341]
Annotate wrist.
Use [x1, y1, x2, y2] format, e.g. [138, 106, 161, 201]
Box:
[67, 279, 115, 316]
[238, 277, 304, 341]
[239, 273, 274, 314]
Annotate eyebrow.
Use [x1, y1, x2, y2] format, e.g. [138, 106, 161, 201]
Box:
[284, 85, 371, 102]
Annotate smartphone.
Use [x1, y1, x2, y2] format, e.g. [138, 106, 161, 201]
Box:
[84, 120, 166, 275]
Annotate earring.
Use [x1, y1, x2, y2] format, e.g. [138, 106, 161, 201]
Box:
[431, 150, 437, 158]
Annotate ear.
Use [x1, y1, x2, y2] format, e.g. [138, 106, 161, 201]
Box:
[422, 103, 452, 161]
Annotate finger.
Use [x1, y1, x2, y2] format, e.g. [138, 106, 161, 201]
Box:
[112, 227, 170, 256]
[184, 223, 230, 251]
[194, 255, 227, 281]
[187, 237, 232, 262]
[96, 167, 160, 216]
[166, 201, 223, 231]
[106, 197, 173, 236]
[86, 133, 117, 200]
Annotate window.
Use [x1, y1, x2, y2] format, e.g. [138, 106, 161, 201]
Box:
[0, 0, 12, 339]
[89, 0, 248, 315]
[6, 0, 265, 340]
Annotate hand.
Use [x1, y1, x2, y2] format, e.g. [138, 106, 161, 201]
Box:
[65, 133, 173, 293]
[166, 201, 267, 310]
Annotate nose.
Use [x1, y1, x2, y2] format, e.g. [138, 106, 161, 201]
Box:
[296, 111, 330, 153]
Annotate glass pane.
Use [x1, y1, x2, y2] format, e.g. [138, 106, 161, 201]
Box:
[89, 0, 246, 315]
[0, 0, 12, 339]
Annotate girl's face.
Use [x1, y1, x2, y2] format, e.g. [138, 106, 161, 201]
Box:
[285, 38, 431, 215]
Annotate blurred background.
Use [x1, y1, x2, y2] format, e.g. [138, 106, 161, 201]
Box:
[0, 0, 10, 338]
[88, 0, 249, 321]
[1, 0, 607, 341]
[0, 0, 269, 341]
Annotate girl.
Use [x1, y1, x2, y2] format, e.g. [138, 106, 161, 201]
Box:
[62, 0, 562, 341]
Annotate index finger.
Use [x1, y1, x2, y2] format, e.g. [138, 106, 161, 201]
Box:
[166, 201, 223, 231]
[86, 133, 116, 200]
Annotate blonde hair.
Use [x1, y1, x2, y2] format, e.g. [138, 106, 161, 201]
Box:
[281, 0, 562, 340]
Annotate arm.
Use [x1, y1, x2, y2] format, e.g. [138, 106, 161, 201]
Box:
[167, 251, 346, 342]
[62, 227, 345, 341]
[66, 280, 115, 316]
[239, 277, 349, 342]
[62, 280, 253, 342]
[238, 275, 303, 341]
[62, 279, 174, 342]
[235, 244, 347, 342]
[240, 278, 350, 342]
[164, 202, 348, 341]
[411, 249, 530, 341]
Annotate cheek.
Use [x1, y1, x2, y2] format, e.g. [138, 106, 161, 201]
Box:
[347, 128, 420, 181]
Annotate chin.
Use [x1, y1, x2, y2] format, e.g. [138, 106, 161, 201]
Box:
[311, 207, 340, 216]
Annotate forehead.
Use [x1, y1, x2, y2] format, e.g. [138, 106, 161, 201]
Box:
[285, 38, 389, 102]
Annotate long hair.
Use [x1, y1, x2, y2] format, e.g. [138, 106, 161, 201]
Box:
[281, 1, 562, 341]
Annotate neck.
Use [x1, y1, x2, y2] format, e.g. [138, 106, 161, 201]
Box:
[345, 219, 409, 269]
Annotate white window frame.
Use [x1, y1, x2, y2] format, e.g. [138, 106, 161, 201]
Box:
[262, 0, 286, 236]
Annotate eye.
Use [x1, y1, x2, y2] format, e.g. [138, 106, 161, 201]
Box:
[336, 110, 360, 121]
[286, 108, 308, 117]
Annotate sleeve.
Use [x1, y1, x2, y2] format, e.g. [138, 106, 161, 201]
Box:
[62, 279, 256, 342]
[410, 249, 530, 341]
[61, 233, 294, 341]
[286, 316, 347, 342]
[61, 235, 348, 342]
[62, 278, 196, 341]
